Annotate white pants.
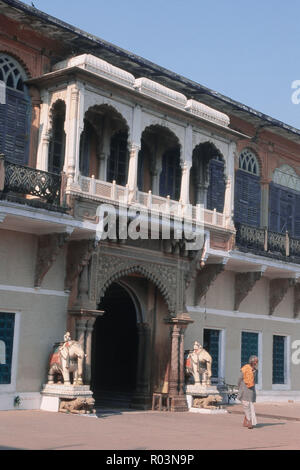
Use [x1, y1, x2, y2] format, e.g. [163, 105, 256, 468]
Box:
[242, 401, 257, 426]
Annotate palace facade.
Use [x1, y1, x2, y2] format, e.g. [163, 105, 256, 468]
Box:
[1, 0, 300, 411]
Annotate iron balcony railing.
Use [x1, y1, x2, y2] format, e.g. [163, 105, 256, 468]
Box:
[235, 222, 300, 262]
[0, 155, 67, 212]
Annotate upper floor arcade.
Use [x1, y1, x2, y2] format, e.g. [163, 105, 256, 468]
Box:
[1, 46, 300, 263]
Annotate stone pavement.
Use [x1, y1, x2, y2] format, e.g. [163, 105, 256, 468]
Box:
[1, 403, 300, 451]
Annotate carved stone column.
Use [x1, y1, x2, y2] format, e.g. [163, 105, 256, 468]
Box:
[64, 83, 84, 185]
[166, 314, 193, 412]
[36, 90, 50, 172]
[127, 143, 141, 203]
[69, 308, 104, 385]
[179, 162, 192, 206]
[131, 322, 152, 409]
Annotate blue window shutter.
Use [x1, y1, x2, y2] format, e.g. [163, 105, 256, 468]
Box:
[207, 159, 225, 213]
[0, 313, 15, 385]
[241, 332, 258, 367]
[203, 329, 220, 379]
[0, 89, 30, 165]
[159, 150, 181, 200]
[235, 170, 261, 227]
[273, 336, 285, 384]
[269, 182, 300, 237]
[294, 194, 300, 238]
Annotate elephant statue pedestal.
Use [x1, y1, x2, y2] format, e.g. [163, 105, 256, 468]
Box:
[40, 383, 96, 415]
[40, 334, 95, 415]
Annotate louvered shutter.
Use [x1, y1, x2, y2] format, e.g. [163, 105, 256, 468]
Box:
[159, 151, 181, 200]
[294, 193, 300, 238]
[234, 170, 261, 226]
[0, 88, 30, 165]
[270, 182, 300, 238]
[207, 159, 225, 213]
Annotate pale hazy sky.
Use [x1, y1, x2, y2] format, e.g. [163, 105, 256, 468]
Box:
[21, 0, 300, 129]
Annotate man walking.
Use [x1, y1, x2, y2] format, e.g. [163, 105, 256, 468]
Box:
[238, 355, 259, 429]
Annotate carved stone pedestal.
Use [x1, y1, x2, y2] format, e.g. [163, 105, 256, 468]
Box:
[185, 385, 227, 414]
[40, 384, 96, 415]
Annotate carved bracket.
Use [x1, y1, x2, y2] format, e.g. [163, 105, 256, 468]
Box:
[234, 271, 262, 311]
[185, 236, 207, 289]
[269, 278, 295, 315]
[65, 239, 99, 292]
[194, 264, 225, 305]
[294, 283, 300, 318]
[34, 232, 70, 288]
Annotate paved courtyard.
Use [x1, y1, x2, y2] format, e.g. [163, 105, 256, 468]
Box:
[1, 403, 300, 451]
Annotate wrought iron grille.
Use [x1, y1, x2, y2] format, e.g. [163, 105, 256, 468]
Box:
[235, 223, 265, 252]
[3, 160, 61, 205]
[235, 222, 300, 263]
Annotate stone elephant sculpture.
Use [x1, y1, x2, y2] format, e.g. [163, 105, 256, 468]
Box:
[47, 337, 86, 386]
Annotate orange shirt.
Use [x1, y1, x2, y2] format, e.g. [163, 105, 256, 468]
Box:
[241, 364, 255, 388]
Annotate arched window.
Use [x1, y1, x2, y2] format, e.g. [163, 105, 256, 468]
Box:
[0, 54, 31, 165]
[107, 130, 129, 186]
[235, 149, 261, 227]
[239, 148, 260, 176]
[269, 165, 300, 237]
[191, 142, 225, 212]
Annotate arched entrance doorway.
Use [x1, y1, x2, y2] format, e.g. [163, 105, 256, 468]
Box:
[91, 282, 139, 406]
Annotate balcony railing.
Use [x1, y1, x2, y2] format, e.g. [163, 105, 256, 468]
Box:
[77, 175, 227, 228]
[235, 222, 300, 262]
[0, 156, 67, 212]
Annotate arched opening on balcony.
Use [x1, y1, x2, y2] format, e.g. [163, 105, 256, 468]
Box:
[0, 53, 31, 165]
[79, 104, 129, 185]
[138, 125, 181, 201]
[234, 148, 261, 227]
[48, 100, 66, 174]
[190, 141, 225, 212]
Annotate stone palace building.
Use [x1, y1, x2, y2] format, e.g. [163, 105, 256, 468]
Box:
[1, 0, 300, 411]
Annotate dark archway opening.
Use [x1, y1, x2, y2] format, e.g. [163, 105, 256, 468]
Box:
[91, 282, 138, 404]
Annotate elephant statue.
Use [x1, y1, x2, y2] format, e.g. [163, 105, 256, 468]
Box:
[185, 341, 212, 386]
[47, 332, 86, 386]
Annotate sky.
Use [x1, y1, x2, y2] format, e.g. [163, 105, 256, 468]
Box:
[21, 0, 300, 129]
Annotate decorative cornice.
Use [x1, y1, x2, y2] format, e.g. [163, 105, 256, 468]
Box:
[185, 99, 230, 128]
[53, 54, 135, 89]
[134, 77, 187, 109]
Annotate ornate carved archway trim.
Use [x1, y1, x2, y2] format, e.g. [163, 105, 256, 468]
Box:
[95, 254, 179, 316]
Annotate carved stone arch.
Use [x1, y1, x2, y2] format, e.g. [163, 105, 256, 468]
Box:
[95, 255, 178, 316]
[192, 140, 226, 170]
[140, 120, 184, 159]
[84, 99, 132, 137]
[48, 99, 66, 133]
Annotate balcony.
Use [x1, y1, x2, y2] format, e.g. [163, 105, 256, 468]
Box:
[0, 155, 68, 213]
[235, 222, 300, 263]
[73, 174, 228, 230]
